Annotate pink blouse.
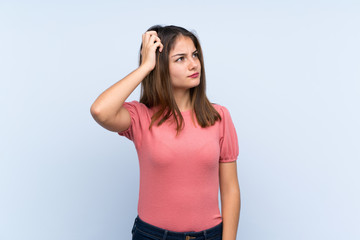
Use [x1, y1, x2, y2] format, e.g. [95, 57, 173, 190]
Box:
[118, 101, 239, 232]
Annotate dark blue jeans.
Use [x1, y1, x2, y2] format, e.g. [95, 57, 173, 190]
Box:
[131, 215, 223, 240]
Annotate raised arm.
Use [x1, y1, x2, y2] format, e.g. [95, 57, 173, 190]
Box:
[90, 31, 163, 132]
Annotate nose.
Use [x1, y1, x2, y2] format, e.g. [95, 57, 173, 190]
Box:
[188, 57, 198, 70]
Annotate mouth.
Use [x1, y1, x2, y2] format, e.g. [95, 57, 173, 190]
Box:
[188, 72, 200, 78]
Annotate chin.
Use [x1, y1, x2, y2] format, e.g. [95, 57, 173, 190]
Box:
[172, 79, 200, 90]
[189, 79, 200, 88]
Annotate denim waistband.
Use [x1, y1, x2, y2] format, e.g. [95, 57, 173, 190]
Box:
[132, 215, 223, 240]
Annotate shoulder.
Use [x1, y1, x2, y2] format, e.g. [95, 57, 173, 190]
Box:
[124, 100, 147, 108]
[211, 103, 232, 118]
[123, 100, 150, 111]
[122, 100, 153, 118]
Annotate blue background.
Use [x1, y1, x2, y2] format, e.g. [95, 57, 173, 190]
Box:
[1, 0, 359, 239]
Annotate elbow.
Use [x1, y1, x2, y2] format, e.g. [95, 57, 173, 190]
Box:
[90, 104, 100, 117]
[90, 104, 107, 123]
[90, 104, 99, 117]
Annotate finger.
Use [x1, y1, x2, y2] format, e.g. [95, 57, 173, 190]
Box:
[144, 31, 157, 42]
[150, 35, 161, 44]
[144, 32, 151, 45]
[145, 30, 158, 36]
[150, 41, 161, 49]
[144, 34, 157, 47]
[146, 35, 161, 47]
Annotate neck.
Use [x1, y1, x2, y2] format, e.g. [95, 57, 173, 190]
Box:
[172, 88, 192, 112]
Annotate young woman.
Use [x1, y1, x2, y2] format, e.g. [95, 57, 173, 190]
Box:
[90, 25, 240, 240]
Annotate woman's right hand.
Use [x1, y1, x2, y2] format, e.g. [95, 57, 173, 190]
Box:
[140, 30, 163, 71]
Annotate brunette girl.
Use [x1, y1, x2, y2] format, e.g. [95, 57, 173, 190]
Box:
[90, 25, 240, 240]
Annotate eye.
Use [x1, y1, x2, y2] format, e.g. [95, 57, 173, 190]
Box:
[175, 57, 184, 62]
[193, 52, 199, 58]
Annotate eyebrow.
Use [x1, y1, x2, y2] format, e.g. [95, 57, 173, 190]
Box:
[171, 50, 198, 58]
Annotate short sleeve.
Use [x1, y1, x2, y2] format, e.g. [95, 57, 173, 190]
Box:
[117, 100, 148, 143]
[218, 106, 239, 163]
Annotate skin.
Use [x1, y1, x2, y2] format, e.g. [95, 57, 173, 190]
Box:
[220, 161, 241, 240]
[90, 30, 240, 240]
[169, 35, 240, 240]
[168, 35, 201, 112]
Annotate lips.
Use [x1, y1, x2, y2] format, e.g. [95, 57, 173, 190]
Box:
[188, 72, 199, 78]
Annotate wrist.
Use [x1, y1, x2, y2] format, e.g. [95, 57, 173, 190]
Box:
[138, 64, 153, 75]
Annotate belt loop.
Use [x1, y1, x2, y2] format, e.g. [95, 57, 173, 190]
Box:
[131, 222, 136, 234]
[131, 216, 137, 234]
[162, 230, 168, 240]
[204, 230, 207, 240]
[185, 236, 196, 240]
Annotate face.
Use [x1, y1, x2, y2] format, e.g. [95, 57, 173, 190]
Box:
[168, 35, 201, 91]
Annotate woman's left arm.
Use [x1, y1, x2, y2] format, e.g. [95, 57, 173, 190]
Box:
[219, 161, 241, 240]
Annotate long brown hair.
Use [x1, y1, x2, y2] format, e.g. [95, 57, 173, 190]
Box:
[139, 25, 221, 135]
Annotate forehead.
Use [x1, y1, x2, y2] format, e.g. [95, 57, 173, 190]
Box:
[170, 36, 196, 52]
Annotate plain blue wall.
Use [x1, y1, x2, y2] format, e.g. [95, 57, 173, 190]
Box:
[1, 0, 359, 239]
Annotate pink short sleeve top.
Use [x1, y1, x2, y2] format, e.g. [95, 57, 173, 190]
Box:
[118, 100, 239, 232]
